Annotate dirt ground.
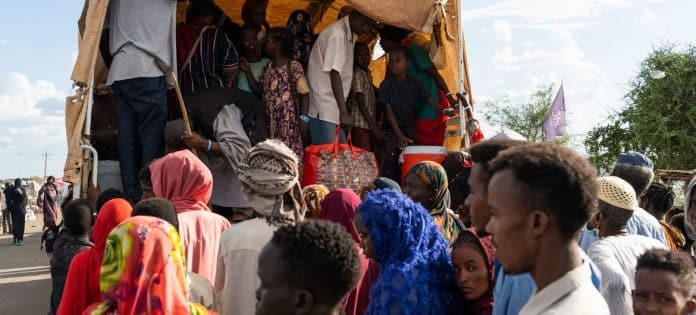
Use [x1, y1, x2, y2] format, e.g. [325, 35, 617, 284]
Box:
[0, 214, 51, 314]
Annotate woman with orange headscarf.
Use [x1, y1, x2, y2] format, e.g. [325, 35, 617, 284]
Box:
[150, 150, 231, 283]
[83, 216, 216, 314]
[57, 199, 133, 315]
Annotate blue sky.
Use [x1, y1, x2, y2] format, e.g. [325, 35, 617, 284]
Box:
[0, 0, 694, 178]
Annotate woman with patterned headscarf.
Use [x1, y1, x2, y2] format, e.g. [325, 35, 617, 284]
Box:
[303, 184, 330, 218]
[58, 199, 133, 315]
[83, 216, 216, 314]
[403, 161, 464, 243]
[355, 189, 455, 315]
[286, 10, 315, 67]
[216, 139, 306, 315]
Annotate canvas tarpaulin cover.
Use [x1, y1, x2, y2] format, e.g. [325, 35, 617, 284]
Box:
[66, 0, 473, 180]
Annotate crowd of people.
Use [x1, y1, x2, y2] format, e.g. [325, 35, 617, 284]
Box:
[107, 0, 459, 207]
[9, 0, 696, 314]
[25, 137, 696, 315]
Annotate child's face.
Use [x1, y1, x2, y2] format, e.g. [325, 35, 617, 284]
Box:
[355, 45, 371, 69]
[388, 52, 409, 76]
[262, 37, 277, 59]
[255, 243, 303, 315]
[452, 244, 490, 301]
[241, 30, 259, 53]
[633, 268, 695, 315]
[354, 212, 375, 260]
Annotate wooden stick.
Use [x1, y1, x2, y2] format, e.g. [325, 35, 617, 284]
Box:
[169, 72, 197, 155]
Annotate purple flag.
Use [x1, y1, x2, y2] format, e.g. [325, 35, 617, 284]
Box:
[543, 84, 566, 140]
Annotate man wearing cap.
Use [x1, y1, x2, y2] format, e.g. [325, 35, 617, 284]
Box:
[581, 151, 667, 251]
[588, 176, 666, 315]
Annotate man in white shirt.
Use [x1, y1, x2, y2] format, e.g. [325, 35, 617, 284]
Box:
[107, 0, 177, 203]
[485, 143, 609, 315]
[589, 176, 666, 315]
[306, 10, 376, 144]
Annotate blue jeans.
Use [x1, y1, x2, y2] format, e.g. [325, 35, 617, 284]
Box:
[112, 76, 167, 202]
[309, 117, 345, 145]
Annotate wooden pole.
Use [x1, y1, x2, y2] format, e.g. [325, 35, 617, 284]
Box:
[169, 72, 197, 155]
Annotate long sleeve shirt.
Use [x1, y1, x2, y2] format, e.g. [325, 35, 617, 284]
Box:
[198, 104, 251, 208]
[588, 235, 666, 315]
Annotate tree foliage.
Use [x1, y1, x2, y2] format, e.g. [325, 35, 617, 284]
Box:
[584, 45, 696, 171]
[482, 83, 570, 144]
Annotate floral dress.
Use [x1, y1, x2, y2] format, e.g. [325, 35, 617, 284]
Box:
[262, 60, 306, 160]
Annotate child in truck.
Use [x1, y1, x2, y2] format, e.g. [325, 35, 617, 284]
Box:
[379, 47, 453, 181]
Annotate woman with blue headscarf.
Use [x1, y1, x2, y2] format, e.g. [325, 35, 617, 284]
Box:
[355, 189, 455, 315]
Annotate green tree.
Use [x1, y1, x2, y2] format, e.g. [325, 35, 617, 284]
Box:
[482, 83, 570, 144]
[584, 45, 696, 171]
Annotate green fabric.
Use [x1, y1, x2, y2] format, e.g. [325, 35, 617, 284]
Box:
[406, 44, 439, 120]
[237, 58, 270, 93]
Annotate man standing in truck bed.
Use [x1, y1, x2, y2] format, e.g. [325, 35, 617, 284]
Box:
[107, 0, 177, 202]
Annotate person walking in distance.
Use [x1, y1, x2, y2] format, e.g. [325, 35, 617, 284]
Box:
[8, 178, 27, 246]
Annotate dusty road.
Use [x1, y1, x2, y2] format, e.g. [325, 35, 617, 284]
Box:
[0, 214, 51, 315]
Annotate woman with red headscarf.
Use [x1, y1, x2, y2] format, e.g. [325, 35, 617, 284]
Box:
[149, 150, 231, 283]
[320, 189, 378, 315]
[57, 199, 133, 315]
[451, 228, 495, 315]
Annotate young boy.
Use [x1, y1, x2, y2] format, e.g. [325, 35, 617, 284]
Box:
[347, 43, 379, 151]
[633, 249, 696, 315]
[255, 220, 361, 315]
[50, 199, 93, 314]
[378, 47, 453, 181]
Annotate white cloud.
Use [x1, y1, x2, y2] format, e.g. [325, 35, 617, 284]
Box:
[0, 39, 7, 46]
[482, 27, 622, 137]
[0, 73, 67, 161]
[0, 72, 65, 122]
[636, 9, 655, 23]
[462, 0, 632, 24]
[491, 20, 512, 43]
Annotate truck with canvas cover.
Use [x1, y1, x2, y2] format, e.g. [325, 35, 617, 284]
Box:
[64, 0, 474, 198]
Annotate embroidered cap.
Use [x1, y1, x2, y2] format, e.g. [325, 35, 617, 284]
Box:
[597, 176, 638, 211]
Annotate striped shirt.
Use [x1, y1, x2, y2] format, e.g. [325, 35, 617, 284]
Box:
[178, 27, 239, 95]
[588, 234, 666, 315]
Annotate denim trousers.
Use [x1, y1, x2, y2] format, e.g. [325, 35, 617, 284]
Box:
[112, 76, 167, 202]
[308, 117, 345, 145]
